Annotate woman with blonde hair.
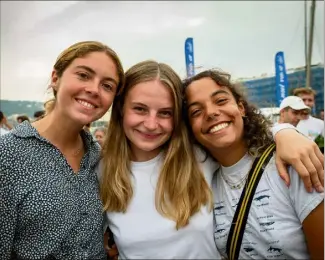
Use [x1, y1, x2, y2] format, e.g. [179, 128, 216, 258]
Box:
[0, 41, 124, 259]
[183, 69, 323, 259]
[100, 60, 324, 259]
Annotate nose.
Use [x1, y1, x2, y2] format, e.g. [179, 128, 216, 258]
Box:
[143, 114, 158, 130]
[84, 81, 100, 96]
[205, 103, 220, 121]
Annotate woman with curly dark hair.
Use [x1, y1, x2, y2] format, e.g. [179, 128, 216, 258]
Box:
[183, 69, 324, 259]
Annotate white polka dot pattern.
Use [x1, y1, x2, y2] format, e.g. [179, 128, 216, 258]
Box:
[0, 121, 107, 259]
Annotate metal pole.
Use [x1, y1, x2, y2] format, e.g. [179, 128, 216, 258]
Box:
[306, 0, 316, 89]
[304, 0, 308, 77]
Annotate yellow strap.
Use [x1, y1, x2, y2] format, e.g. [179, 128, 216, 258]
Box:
[229, 143, 275, 260]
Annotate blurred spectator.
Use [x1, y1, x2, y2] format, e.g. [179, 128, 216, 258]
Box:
[94, 127, 106, 147]
[319, 109, 324, 121]
[34, 110, 45, 121]
[293, 87, 324, 141]
[17, 115, 30, 123]
[276, 96, 310, 127]
[0, 111, 13, 136]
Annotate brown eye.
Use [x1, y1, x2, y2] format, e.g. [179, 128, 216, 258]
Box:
[134, 107, 146, 112]
[190, 109, 201, 117]
[216, 99, 227, 105]
[102, 83, 113, 91]
[159, 111, 172, 118]
[77, 72, 90, 80]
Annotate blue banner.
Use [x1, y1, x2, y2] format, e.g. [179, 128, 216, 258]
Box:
[185, 37, 195, 77]
[275, 51, 289, 106]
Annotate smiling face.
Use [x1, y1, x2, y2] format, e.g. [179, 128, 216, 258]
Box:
[185, 77, 246, 153]
[51, 51, 119, 126]
[122, 79, 174, 160]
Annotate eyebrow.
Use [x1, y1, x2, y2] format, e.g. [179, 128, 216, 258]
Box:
[75, 65, 118, 86]
[131, 102, 173, 110]
[187, 89, 230, 109]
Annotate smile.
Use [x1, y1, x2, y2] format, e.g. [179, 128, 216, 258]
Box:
[137, 130, 162, 139]
[76, 99, 96, 109]
[208, 122, 230, 134]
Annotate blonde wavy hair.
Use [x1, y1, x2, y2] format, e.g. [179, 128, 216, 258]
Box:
[100, 60, 212, 229]
[44, 41, 124, 114]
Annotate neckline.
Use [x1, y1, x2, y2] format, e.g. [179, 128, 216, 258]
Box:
[131, 152, 164, 168]
[220, 153, 253, 189]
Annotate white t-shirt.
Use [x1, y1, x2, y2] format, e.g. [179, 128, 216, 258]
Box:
[297, 116, 324, 141]
[212, 153, 324, 259]
[100, 122, 297, 259]
[104, 150, 221, 259]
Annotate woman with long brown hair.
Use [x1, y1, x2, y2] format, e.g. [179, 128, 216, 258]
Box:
[0, 41, 124, 259]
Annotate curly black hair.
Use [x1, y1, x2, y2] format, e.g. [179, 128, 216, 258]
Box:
[182, 69, 274, 157]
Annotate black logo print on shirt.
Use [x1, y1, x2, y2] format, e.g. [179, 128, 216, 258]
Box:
[267, 246, 282, 253]
[254, 195, 270, 201]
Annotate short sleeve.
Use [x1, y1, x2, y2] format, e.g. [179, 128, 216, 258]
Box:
[271, 123, 297, 139]
[288, 167, 324, 222]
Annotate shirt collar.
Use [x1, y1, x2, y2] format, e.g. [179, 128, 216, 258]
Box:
[13, 121, 100, 164]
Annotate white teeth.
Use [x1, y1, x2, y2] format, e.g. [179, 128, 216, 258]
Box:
[77, 100, 95, 109]
[209, 123, 229, 133]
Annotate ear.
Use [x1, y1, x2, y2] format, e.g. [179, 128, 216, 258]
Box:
[238, 101, 246, 117]
[51, 70, 59, 91]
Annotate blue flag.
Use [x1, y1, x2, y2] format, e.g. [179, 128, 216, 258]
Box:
[185, 37, 195, 77]
[275, 51, 289, 106]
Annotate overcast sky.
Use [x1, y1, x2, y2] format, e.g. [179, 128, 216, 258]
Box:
[1, 1, 324, 101]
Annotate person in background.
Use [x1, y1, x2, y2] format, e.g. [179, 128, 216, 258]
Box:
[17, 115, 30, 124]
[0, 111, 13, 136]
[276, 96, 310, 127]
[293, 87, 324, 141]
[33, 110, 45, 121]
[0, 41, 124, 259]
[183, 69, 324, 259]
[94, 127, 106, 147]
[319, 109, 324, 121]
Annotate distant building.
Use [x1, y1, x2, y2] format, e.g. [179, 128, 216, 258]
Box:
[240, 64, 324, 115]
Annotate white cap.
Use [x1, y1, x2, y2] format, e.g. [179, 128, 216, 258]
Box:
[279, 96, 310, 111]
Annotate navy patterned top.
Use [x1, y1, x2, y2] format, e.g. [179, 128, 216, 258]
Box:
[0, 121, 107, 259]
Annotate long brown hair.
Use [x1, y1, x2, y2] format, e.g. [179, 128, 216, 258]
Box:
[183, 69, 273, 157]
[100, 60, 212, 229]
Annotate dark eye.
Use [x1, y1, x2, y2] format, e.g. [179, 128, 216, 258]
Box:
[102, 83, 113, 91]
[134, 107, 146, 112]
[216, 98, 227, 105]
[77, 72, 89, 80]
[159, 111, 173, 118]
[190, 109, 201, 118]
